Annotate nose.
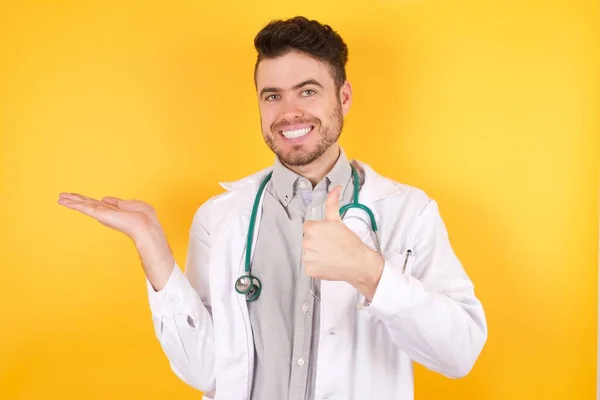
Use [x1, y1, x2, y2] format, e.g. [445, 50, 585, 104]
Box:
[278, 96, 304, 120]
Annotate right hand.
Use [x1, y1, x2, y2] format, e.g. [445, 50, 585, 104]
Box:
[57, 193, 175, 290]
[57, 192, 159, 240]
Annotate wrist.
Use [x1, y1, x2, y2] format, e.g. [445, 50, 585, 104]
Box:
[350, 247, 384, 301]
[134, 227, 175, 291]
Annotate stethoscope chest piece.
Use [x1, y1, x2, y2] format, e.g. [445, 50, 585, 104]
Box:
[235, 274, 262, 302]
[234, 275, 252, 293]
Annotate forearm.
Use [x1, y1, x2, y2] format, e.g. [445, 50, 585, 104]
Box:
[365, 261, 487, 378]
[147, 265, 216, 391]
[134, 222, 176, 291]
[145, 199, 217, 391]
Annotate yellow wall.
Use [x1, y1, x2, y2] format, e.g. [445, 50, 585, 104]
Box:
[1, 1, 598, 399]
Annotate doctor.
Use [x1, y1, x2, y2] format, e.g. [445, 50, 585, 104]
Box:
[57, 16, 487, 400]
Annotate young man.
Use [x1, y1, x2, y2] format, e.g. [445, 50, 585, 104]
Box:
[58, 16, 487, 400]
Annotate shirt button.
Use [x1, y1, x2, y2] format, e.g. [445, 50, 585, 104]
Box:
[299, 181, 307, 189]
[169, 295, 178, 304]
[302, 304, 310, 314]
[297, 358, 305, 367]
[311, 207, 318, 217]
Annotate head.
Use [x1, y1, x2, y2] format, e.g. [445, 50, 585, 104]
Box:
[253, 16, 352, 168]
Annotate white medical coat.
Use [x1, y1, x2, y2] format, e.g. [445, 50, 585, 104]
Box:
[146, 161, 488, 400]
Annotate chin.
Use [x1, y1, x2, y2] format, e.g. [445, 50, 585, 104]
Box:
[278, 146, 325, 167]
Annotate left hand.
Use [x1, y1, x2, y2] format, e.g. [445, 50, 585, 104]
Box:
[302, 186, 384, 292]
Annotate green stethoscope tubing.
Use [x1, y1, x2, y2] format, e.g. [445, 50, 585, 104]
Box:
[235, 163, 378, 301]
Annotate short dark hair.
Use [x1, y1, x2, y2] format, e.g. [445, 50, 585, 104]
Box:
[253, 16, 349, 91]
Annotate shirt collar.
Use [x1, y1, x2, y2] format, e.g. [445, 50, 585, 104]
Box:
[270, 156, 298, 206]
[270, 148, 352, 206]
[324, 148, 352, 193]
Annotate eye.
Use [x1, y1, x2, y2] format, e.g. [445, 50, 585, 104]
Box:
[265, 94, 280, 102]
[301, 89, 316, 97]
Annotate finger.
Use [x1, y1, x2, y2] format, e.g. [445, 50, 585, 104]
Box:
[59, 192, 121, 212]
[324, 185, 343, 221]
[301, 234, 313, 251]
[102, 196, 122, 206]
[303, 254, 321, 278]
[58, 193, 104, 206]
[74, 193, 97, 201]
[302, 246, 315, 264]
[58, 199, 102, 219]
[58, 194, 116, 210]
[58, 193, 89, 201]
[303, 220, 316, 235]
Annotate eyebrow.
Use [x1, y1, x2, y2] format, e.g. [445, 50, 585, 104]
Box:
[259, 79, 323, 97]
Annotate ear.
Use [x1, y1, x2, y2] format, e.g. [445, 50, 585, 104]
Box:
[339, 81, 352, 116]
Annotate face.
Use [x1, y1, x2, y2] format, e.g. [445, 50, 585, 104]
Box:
[255, 50, 352, 167]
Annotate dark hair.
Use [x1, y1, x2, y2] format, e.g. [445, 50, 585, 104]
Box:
[253, 16, 349, 91]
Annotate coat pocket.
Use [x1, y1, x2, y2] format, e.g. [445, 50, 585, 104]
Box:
[382, 249, 416, 276]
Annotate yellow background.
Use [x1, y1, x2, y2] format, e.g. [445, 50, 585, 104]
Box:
[1, 1, 598, 399]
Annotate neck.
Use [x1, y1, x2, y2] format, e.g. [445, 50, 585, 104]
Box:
[283, 144, 341, 186]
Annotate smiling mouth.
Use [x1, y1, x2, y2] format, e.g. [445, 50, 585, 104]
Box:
[280, 126, 314, 139]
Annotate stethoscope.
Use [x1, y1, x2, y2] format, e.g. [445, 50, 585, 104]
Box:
[234, 163, 381, 302]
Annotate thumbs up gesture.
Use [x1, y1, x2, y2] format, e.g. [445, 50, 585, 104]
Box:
[302, 186, 384, 295]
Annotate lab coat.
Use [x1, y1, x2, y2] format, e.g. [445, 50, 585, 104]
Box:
[146, 161, 488, 400]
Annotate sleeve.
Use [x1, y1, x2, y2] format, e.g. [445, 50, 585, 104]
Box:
[364, 198, 488, 378]
[146, 199, 216, 392]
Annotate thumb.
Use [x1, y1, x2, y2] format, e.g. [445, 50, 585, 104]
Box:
[324, 185, 343, 221]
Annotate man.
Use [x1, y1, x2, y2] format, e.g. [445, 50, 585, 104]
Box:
[57, 16, 487, 400]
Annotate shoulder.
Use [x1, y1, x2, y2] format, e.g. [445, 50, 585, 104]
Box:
[356, 160, 433, 216]
[190, 165, 274, 227]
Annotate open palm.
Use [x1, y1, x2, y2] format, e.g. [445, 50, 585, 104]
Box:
[57, 193, 158, 240]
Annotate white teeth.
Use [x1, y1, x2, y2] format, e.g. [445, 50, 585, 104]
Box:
[281, 126, 311, 139]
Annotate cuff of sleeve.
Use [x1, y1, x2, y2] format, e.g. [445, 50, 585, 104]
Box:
[146, 263, 197, 317]
[364, 258, 414, 319]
